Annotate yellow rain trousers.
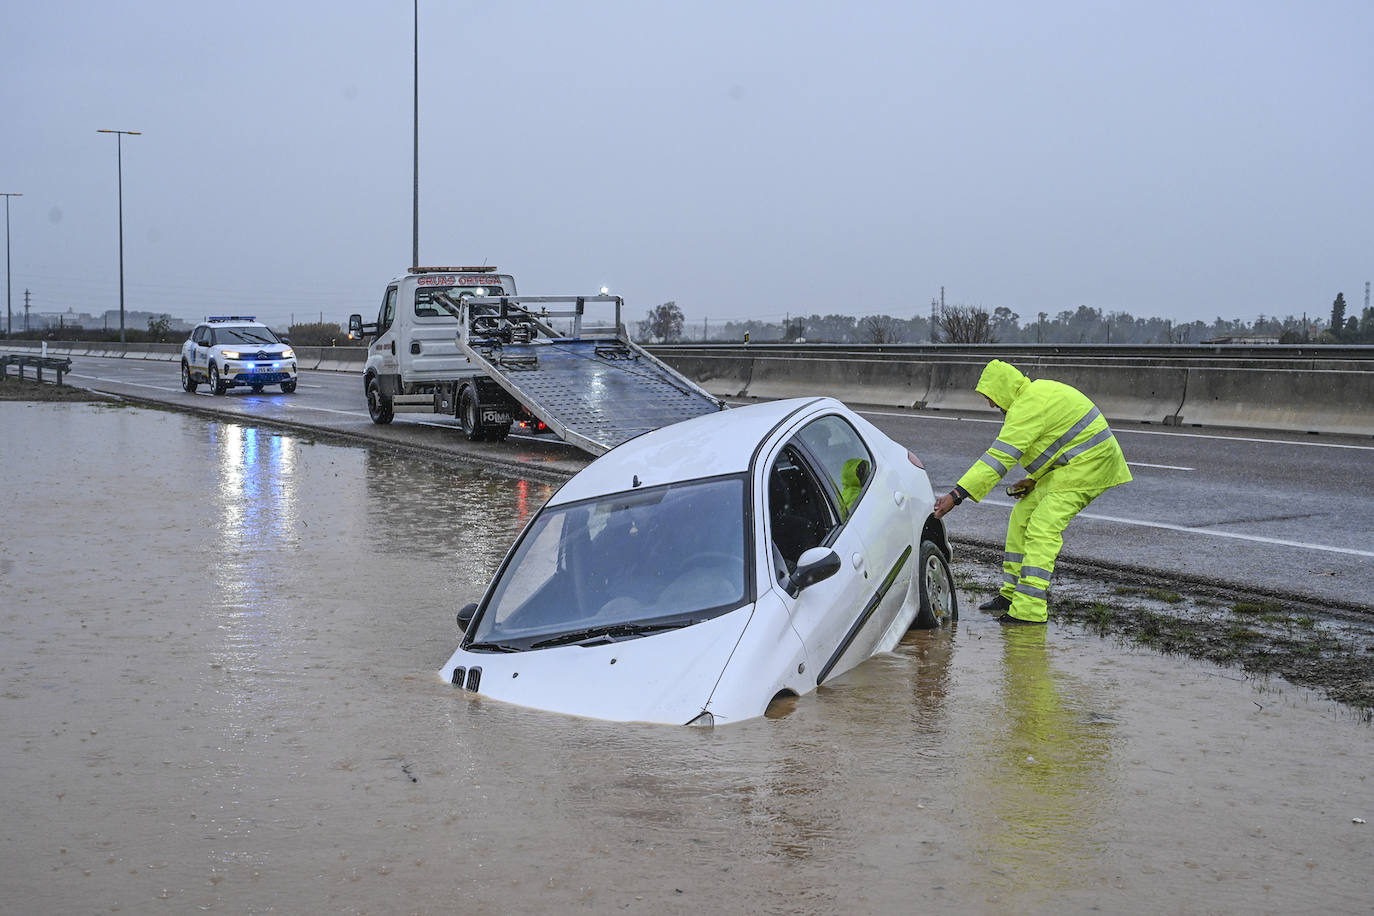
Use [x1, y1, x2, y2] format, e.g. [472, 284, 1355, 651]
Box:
[956, 360, 1132, 622]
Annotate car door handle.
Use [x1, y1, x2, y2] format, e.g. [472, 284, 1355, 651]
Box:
[893, 490, 906, 507]
[851, 553, 864, 571]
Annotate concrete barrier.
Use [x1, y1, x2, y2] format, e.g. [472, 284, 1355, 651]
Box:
[658, 353, 754, 398]
[1022, 359, 1188, 425]
[920, 359, 992, 413]
[743, 354, 931, 406]
[1177, 366, 1374, 436]
[313, 348, 365, 372]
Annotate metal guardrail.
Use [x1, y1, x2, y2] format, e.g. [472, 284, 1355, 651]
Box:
[0, 354, 73, 385]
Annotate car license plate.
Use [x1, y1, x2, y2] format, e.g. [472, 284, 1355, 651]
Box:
[482, 409, 511, 424]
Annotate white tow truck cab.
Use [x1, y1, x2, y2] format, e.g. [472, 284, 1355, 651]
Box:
[349, 266, 724, 455]
[349, 266, 516, 429]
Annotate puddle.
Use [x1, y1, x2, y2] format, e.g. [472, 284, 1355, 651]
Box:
[2, 403, 1371, 914]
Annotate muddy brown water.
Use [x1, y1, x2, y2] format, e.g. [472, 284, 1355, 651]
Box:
[2, 403, 1371, 915]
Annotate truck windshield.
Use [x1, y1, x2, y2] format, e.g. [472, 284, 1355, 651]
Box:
[468, 475, 749, 648]
[415, 285, 506, 318]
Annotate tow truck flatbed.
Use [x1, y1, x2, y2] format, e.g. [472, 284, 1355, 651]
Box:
[438, 293, 724, 456]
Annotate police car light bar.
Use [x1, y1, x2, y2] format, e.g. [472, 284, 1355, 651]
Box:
[207, 315, 257, 322]
[408, 266, 498, 274]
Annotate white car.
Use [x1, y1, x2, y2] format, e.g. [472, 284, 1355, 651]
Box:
[440, 397, 957, 726]
[181, 316, 298, 395]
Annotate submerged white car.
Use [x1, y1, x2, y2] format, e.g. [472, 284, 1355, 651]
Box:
[440, 397, 957, 725]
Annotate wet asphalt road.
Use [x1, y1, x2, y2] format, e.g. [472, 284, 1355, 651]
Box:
[57, 354, 1374, 612]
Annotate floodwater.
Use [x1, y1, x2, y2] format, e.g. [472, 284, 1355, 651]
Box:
[2, 402, 1371, 916]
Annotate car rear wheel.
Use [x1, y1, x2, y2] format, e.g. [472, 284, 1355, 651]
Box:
[913, 538, 957, 628]
[181, 361, 198, 393]
[209, 364, 227, 396]
[280, 380, 297, 394]
[366, 376, 393, 424]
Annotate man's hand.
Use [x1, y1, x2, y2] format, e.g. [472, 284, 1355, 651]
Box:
[934, 492, 956, 519]
[1006, 478, 1036, 499]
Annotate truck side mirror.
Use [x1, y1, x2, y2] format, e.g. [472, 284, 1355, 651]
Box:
[348, 314, 363, 337]
[456, 602, 479, 632]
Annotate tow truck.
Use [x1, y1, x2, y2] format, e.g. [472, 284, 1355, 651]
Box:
[348, 267, 724, 456]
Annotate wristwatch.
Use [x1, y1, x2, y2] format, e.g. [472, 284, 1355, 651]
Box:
[948, 489, 964, 506]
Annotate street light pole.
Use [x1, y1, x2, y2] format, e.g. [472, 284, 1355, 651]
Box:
[2, 193, 20, 338]
[412, 0, 420, 268]
[97, 129, 141, 344]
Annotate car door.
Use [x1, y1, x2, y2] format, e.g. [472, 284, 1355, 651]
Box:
[191, 326, 211, 375]
[793, 414, 916, 661]
[762, 432, 873, 686]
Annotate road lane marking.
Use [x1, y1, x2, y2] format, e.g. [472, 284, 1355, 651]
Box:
[1128, 462, 1194, 471]
[980, 497, 1374, 558]
[855, 407, 1374, 452]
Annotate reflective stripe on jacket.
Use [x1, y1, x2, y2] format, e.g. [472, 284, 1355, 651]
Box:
[955, 359, 1132, 502]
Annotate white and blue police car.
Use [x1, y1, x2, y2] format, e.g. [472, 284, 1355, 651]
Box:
[181, 316, 298, 395]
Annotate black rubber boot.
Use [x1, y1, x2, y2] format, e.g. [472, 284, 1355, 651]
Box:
[996, 613, 1046, 626]
[978, 594, 1012, 612]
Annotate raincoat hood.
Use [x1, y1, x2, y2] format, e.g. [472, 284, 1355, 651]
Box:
[975, 359, 1030, 410]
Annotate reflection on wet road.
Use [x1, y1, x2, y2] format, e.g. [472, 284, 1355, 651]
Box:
[1, 403, 1370, 915]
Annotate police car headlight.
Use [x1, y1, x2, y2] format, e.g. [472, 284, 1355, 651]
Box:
[221, 350, 241, 359]
[282, 349, 294, 359]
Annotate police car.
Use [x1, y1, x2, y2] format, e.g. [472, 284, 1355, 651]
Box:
[180, 316, 298, 395]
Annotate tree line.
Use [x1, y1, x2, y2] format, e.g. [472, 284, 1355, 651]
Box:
[635, 293, 1374, 345]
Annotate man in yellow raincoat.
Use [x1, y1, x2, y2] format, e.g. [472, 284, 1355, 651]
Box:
[933, 359, 1132, 624]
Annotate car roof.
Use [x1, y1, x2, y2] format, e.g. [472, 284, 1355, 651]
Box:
[549, 397, 833, 506]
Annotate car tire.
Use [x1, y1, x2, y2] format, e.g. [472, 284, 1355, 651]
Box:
[366, 376, 393, 424]
[181, 360, 199, 393]
[458, 384, 487, 441]
[209, 363, 227, 396]
[280, 380, 297, 394]
[913, 538, 958, 628]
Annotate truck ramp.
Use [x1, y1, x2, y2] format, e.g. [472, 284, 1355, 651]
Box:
[448, 295, 724, 456]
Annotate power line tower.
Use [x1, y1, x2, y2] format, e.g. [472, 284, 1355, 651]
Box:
[23, 289, 30, 332]
[1365, 280, 1370, 313]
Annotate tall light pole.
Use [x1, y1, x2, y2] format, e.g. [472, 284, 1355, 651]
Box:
[412, 0, 420, 268]
[2, 192, 20, 338]
[97, 129, 141, 343]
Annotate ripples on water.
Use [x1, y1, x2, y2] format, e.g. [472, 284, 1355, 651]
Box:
[1, 403, 1370, 915]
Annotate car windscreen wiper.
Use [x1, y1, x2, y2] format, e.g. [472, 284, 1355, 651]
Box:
[529, 622, 688, 649]
[464, 640, 524, 653]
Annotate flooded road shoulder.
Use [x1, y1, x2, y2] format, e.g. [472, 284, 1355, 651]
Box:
[1, 403, 1370, 915]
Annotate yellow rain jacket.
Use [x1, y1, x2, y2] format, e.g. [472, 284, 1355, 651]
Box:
[956, 360, 1132, 502]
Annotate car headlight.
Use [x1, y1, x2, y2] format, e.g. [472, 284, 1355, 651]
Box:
[221, 350, 241, 359]
[282, 348, 294, 359]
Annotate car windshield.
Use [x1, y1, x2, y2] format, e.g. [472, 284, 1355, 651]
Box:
[468, 475, 749, 649]
[217, 327, 280, 346]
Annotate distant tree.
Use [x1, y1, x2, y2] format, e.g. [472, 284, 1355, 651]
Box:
[857, 314, 901, 344]
[146, 314, 173, 341]
[638, 301, 684, 343]
[288, 321, 344, 346]
[783, 317, 806, 341]
[990, 306, 1019, 340]
[936, 304, 995, 343]
[1329, 292, 1347, 338]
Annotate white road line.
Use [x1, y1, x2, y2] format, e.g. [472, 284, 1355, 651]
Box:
[979, 497, 1374, 558]
[856, 407, 1374, 452]
[1128, 462, 1194, 471]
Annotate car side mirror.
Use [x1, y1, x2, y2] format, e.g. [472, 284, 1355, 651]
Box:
[789, 547, 841, 597]
[456, 602, 479, 632]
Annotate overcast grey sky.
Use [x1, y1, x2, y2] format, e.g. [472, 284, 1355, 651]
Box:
[4, 1, 1371, 331]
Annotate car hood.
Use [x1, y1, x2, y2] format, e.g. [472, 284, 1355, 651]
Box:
[438, 606, 754, 724]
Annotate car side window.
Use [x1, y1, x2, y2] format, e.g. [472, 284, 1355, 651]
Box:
[206, 330, 217, 346]
[795, 415, 874, 521]
[767, 445, 837, 575]
[378, 287, 397, 333]
[193, 326, 208, 345]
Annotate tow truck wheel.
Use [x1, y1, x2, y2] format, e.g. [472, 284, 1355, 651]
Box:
[280, 379, 297, 394]
[366, 376, 394, 424]
[458, 384, 487, 441]
[181, 361, 199, 393]
[209, 364, 227, 396]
